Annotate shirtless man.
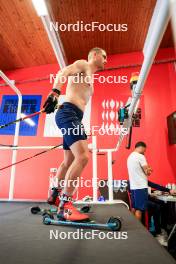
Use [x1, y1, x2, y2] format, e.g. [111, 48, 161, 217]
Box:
[43, 47, 107, 221]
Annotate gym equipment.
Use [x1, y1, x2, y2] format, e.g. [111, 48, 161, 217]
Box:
[43, 212, 122, 231]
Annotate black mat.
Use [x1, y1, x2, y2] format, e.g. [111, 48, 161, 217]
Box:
[0, 202, 175, 264]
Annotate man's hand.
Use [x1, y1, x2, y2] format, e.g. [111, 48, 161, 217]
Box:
[146, 166, 153, 176]
[43, 93, 58, 114]
[142, 165, 153, 176]
[170, 189, 176, 196]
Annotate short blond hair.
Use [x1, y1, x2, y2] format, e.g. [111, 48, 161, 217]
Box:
[88, 47, 106, 60]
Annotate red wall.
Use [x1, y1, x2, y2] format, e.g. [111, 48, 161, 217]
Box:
[0, 48, 175, 200]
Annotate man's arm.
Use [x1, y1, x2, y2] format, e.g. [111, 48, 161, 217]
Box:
[43, 60, 88, 114]
[148, 181, 176, 195]
[148, 181, 169, 192]
[142, 165, 153, 176]
[138, 154, 152, 176]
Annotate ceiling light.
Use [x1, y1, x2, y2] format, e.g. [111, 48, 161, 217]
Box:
[32, 0, 48, 16]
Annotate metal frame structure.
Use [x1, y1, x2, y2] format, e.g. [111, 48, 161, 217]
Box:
[32, 0, 67, 69]
[0, 71, 22, 200]
[0, 0, 172, 205]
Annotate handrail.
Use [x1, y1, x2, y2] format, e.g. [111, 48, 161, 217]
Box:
[0, 70, 22, 200]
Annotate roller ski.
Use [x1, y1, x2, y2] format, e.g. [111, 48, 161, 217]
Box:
[43, 198, 122, 231]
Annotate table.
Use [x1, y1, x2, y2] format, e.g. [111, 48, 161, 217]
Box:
[151, 194, 176, 203]
[150, 194, 176, 227]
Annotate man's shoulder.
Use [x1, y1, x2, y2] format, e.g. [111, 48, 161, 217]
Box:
[133, 152, 144, 157]
[128, 151, 138, 158]
[137, 153, 145, 158]
[128, 152, 143, 161]
[72, 60, 89, 73]
[74, 59, 88, 66]
[127, 152, 135, 162]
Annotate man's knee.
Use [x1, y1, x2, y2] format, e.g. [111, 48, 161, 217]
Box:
[61, 160, 73, 169]
[76, 153, 89, 166]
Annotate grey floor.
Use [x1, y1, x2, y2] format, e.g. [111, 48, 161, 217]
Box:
[0, 202, 175, 264]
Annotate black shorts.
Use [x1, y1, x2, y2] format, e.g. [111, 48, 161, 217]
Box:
[55, 102, 87, 150]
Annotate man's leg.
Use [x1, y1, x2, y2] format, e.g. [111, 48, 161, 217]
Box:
[148, 199, 168, 246]
[47, 150, 74, 205]
[130, 190, 141, 219]
[135, 210, 142, 221]
[57, 140, 89, 221]
[63, 140, 89, 195]
[148, 200, 162, 235]
[131, 189, 148, 222]
[56, 150, 75, 184]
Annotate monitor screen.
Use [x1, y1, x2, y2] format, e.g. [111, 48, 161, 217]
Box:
[167, 111, 176, 145]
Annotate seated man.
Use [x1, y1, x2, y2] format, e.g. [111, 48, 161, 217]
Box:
[127, 141, 176, 246]
[148, 181, 176, 246]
